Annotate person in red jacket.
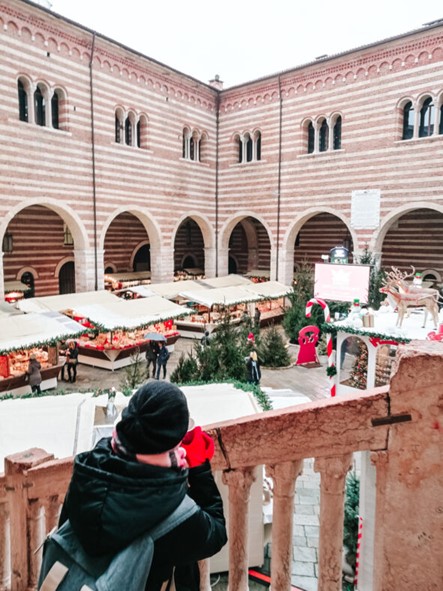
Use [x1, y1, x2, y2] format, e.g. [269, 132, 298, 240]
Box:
[59, 381, 227, 591]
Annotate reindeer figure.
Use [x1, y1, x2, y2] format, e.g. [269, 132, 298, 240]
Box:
[380, 277, 440, 328]
[386, 266, 442, 301]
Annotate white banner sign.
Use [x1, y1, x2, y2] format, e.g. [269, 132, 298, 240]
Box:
[351, 189, 381, 229]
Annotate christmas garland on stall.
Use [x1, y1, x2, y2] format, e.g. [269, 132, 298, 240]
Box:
[320, 323, 411, 344]
[0, 329, 92, 356]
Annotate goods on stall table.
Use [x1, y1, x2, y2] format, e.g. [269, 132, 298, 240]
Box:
[0, 349, 50, 380]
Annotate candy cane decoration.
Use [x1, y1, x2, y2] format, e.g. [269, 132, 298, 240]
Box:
[353, 515, 364, 588]
[305, 297, 336, 397]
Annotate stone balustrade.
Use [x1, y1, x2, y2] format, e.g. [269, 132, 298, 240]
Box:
[0, 341, 441, 591]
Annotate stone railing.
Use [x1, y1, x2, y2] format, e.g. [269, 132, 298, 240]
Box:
[0, 341, 441, 591]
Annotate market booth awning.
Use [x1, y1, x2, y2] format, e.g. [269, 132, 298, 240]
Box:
[0, 311, 87, 353]
[147, 280, 207, 300]
[243, 281, 293, 299]
[179, 285, 262, 307]
[0, 301, 23, 316]
[244, 269, 271, 279]
[74, 295, 193, 331]
[4, 280, 31, 294]
[200, 274, 253, 289]
[16, 290, 119, 314]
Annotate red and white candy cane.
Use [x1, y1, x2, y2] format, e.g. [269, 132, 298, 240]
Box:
[305, 297, 336, 397]
[354, 515, 364, 587]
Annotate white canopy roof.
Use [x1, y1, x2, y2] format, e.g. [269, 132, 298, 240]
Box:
[0, 311, 87, 353]
[179, 285, 262, 307]
[17, 291, 119, 313]
[147, 280, 206, 300]
[4, 280, 31, 293]
[200, 274, 252, 288]
[243, 281, 292, 299]
[74, 295, 191, 331]
[0, 301, 23, 316]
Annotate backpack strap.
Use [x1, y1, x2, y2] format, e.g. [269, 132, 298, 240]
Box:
[149, 495, 198, 541]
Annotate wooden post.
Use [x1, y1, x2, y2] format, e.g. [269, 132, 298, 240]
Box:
[5, 449, 53, 591]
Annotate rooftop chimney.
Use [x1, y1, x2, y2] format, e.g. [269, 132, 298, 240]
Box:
[209, 74, 223, 90]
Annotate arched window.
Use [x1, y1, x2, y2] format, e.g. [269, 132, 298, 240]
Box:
[18, 80, 28, 122]
[333, 116, 342, 150]
[255, 131, 262, 161]
[125, 116, 132, 146]
[440, 105, 443, 135]
[51, 90, 59, 129]
[402, 101, 414, 140]
[115, 115, 121, 143]
[307, 122, 315, 153]
[21, 272, 35, 298]
[319, 119, 329, 152]
[237, 135, 242, 163]
[34, 86, 46, 126]
[245, 134, 253, 162]
[419, 97, 434, 137]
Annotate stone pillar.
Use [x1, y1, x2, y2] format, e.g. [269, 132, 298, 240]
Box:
[314, 453, 353, 591]
[5, 448, 54, 591]
[150, 245, 174, 283]
[0, 252, 4, 300]
[267, 460, 303, 591]
[277, 248, 294, 286]
[222, 468, 256, 591]
[217, 247, 229, 277]
[248, 247, 258, 270]
[74, 248, 104, 292]
[0, 498, 11, 590]
[204, 247, 217, 278]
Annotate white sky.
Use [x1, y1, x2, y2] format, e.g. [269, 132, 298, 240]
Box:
[48, 0, 443, 88]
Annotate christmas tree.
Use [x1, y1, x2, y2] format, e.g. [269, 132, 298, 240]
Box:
[348, 341, 368, 389]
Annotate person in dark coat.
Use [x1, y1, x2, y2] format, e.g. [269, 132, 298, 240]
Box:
[66, 340, 79, 383]
[145, 340, 160, 378]
[59, 381, 227, 591]
[27, 353, 42, 393]
[246, 350, 261, 385]
[155, 342, 170, 380]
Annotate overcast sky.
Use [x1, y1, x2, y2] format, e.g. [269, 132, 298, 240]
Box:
[48, 0, 443, 88]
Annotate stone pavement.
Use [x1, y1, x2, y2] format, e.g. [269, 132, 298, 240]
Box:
[56, 337, 329, 591]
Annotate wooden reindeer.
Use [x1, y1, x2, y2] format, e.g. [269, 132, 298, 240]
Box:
[380, 275, 440, 328]
[386, 266, 442, 301]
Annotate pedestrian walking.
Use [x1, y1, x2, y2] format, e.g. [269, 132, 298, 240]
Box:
[27, 353, 42, 394]
[246, 350, 261, 385]
[66, 341, 79, 383]
[155, 342, 170, 380]
[145, 341, 160, 378]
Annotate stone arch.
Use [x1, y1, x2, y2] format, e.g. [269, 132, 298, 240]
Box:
[282, 207, 356, 278]
[172, 213, 215, 250]
[54, 256, 75, 278]
[16, 266, 39, 280]
[0, 198, 89, 250]
[371, 202, 443, 254]
[99, 207, 162, 252]
[220, 212, 274, 251]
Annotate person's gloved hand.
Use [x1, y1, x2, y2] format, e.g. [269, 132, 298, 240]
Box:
[181, 426, 215, 467]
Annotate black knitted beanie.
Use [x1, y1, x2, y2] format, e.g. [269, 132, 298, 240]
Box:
[116, 381, 189, 454]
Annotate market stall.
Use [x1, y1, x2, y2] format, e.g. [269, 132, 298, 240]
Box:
[200, 274, 253, 289]
[17, 290, 120, 314]
[243, 281, 292, 326]
[176, 285, 262, 338]
[4, 280, 31, 303]
[0, 311, 87, 395]
[104, 271, 151, 291]
[71, 296, 192, 370]
[244, 269, 271, 282]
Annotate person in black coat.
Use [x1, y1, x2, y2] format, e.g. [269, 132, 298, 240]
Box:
[146, 340, 160, 378]
[66, 340, 79, 383]
[59, 381, 227, 591]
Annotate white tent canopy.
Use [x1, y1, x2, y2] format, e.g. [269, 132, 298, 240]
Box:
[200, 275, 253, 288]
[0, 311, 87, 352]
[17, 290, 119, 314]
[74, 296, 192, 331]
[179, 285, 262, 307]
[147, 280, 206, 300]
[243, 281, 292, 299]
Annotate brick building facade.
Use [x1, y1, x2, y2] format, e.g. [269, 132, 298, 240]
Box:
[0, 0, 442, 297]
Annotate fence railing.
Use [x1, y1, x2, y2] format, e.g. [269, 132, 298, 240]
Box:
[1, 341, 441, 591]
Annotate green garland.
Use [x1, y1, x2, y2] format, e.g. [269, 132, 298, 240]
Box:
[0, 329, 93, 356]
[174, 378, 273, 411]
[88, 312, 193, 334]
[0, 386, 115, 403]
[321, 323, 411, 344]
[326, 364, 337, 377]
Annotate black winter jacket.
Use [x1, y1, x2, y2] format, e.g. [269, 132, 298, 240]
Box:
[60, 438, 227, 591]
